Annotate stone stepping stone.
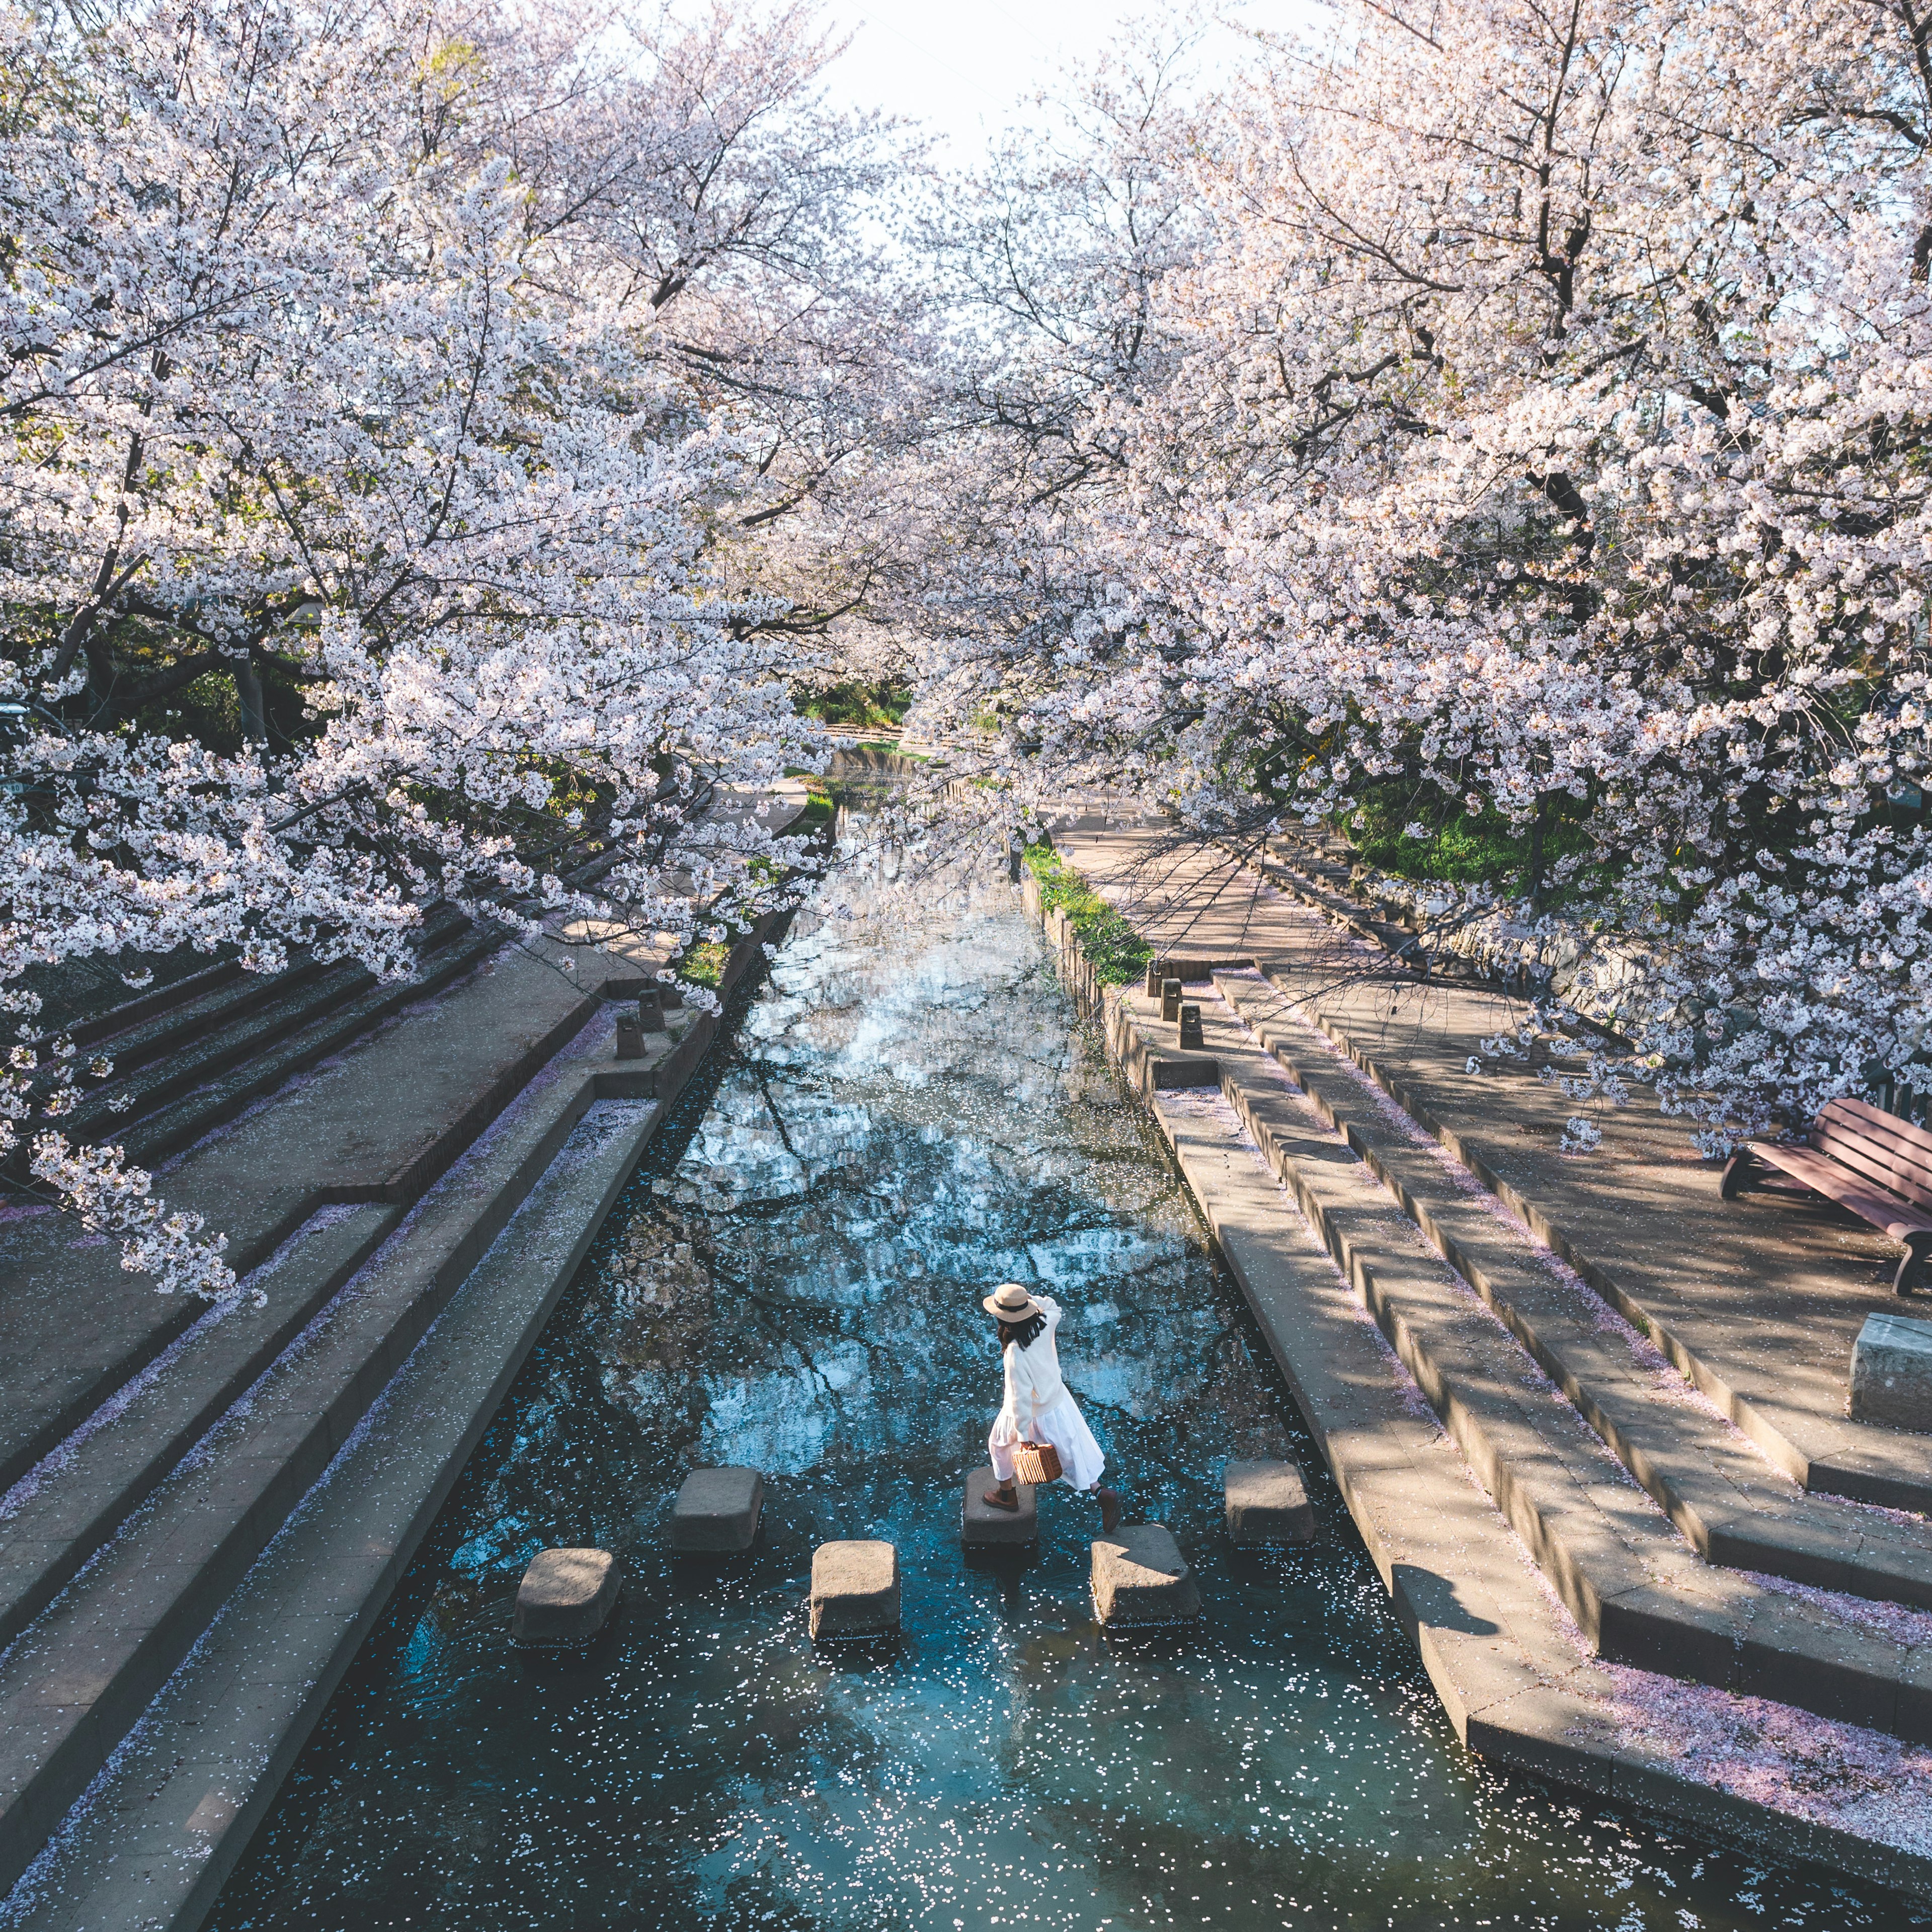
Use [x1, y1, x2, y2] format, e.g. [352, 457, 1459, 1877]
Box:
[810, 1540, 901, 1641]
[1852, 1313, 1932, 1430]
[1224, 1458, 1315, 1544]
[961, 1467, 1037, 1545]
[669, 1467, 765, 1553]
[513, 1548, 620, 1647]
[1091, 1523, 1200, 1627]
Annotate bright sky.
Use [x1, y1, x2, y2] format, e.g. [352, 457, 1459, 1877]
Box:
[817, 2, 1284, 165]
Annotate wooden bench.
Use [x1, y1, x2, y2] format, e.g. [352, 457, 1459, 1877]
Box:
[1721, 1097, 1932, 1295]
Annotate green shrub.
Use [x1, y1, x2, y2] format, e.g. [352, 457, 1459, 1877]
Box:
[779, 773, 836, 838]
[1346, 782, 1593, 895]
[1023, 844, 1151, 985]
[679, 940, 731, 990]
[796, 680, 910, 729]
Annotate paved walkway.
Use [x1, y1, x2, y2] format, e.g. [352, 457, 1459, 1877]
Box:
[1027, 836, 1932, 1895]
[1056, 818, 1923, 1507]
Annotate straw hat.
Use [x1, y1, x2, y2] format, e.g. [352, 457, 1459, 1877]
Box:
[982, 1281, 1045, 1323]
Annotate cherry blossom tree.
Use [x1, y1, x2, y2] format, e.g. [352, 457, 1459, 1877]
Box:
[22, 0, 1931, 1294]
[0, 0, 912, 1292]
[904, 0, 1932, 1145]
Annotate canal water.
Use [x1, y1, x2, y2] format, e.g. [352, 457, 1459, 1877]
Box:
[208, 858, 1915, 1931]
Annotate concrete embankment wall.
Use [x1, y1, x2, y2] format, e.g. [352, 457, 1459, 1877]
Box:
[824, 744, 930, 782]
[1020, 873, 1107, 1016]
[1017, 868, 1932, 1906]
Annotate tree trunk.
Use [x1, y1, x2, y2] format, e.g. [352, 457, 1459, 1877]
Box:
[235, 660, 267, 746]
[1525, 793, 1549, 914]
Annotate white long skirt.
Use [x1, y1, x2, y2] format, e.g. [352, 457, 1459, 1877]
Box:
[988, 1388, 1107, 1491]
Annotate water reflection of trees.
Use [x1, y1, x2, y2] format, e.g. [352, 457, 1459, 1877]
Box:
[589, 869, 1286, 1480]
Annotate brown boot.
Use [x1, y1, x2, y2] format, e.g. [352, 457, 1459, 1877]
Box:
[983, 1483, 1020, 1511]
[1096, 1486, 1122, 1535]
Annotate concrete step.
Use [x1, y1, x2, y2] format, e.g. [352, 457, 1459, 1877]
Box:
[0, 947, 595, 1508]
[29, 950, 240, 1048]
[6, 1094, 664, 1932]
[1135, 1000, 1932, 1901]
[0, 1204, 401, 1656]
[0, 905, 779, 1915]
[48, 910, 475, 1161]
[1246, 848, 1419, 961]
[0, 1058, 603, 1898]
[74, 955, 338, 1081]
[1246, 963, 1932, 1515]
[116, 924, 499, 1169]
[1213, 972, 1932, 1615]
[62, 960, 374, 1140]
[1114, 986, 1932, 1745]
[1236, 974, 1932, 1514]
[1026, 871, 1932, 1900]
[77, 899, 468, 1082]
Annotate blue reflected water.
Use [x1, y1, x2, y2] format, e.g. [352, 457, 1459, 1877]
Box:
[208, 865, 1916, 1930]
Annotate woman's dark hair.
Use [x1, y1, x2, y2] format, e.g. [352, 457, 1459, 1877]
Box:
[998, 1312, 1048, 1350]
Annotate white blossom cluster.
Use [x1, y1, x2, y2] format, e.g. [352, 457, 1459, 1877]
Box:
[27, 1132, 242, 1304]
[898, 0, 1932, 1145]
[2, 0, 907, 1292]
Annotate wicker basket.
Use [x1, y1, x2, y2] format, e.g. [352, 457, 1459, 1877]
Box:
[1011, 1440, 1063, 1485]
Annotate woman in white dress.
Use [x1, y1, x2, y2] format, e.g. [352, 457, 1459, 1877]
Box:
[980, 1281, 1122, 1534]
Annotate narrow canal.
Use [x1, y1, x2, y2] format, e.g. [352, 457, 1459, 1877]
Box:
[208, 858, 1913, 1931]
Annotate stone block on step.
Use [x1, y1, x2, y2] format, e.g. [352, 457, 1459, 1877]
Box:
[1161, 978, 1182, 1021]
[513, 1548, 620, 1647]
[1850, 1313, 1932, 1430]
[810, 1540, 901, 1640]
[1178, 1003, 1204, 1050]
[1224, 1458, 1314, 1544]
[1091, 1523, 1200, 1627]
[961, 1467, 1036, 1545]
[636, 990, 665, 1032]
[670, 1467, 765, 1553]
[614, 1013, 645, 1059]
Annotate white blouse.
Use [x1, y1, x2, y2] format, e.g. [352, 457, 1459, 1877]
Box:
[987, 1294, 1107, 1491]
[996, 1298, 1070, 1436]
